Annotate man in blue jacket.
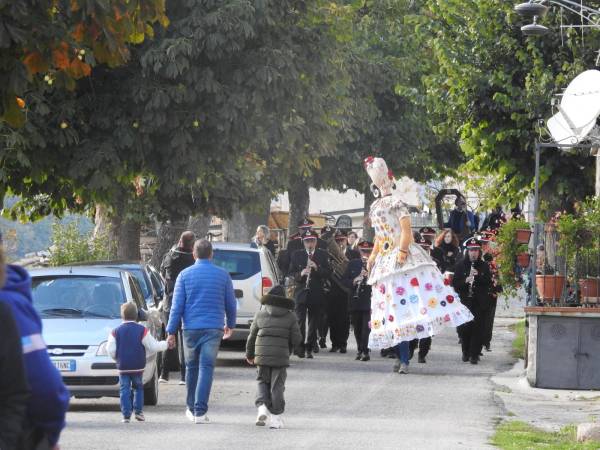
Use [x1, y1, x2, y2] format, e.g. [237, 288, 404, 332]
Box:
[0, 259, 69, 449]
[166, 239, 236, 424]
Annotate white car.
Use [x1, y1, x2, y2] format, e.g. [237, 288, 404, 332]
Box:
[29, 266, 164, 404]
[212, 243, 282, 341]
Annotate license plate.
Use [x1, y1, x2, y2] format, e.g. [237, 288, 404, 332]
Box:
[53, 360, 76, 372]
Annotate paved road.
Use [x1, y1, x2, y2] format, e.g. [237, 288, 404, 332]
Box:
[60, 320, 516, 450]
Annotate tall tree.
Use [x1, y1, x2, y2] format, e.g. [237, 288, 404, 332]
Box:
[416, 0, 599, 212]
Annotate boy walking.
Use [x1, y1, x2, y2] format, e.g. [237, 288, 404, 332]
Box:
[246, 286, 302, 429]
[108, 302, 169, 422]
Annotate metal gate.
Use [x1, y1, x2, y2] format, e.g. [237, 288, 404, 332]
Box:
[537, 315, 600, 389]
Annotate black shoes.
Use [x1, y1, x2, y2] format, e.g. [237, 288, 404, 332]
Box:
[418, 355, 426, 364]
[297, 349, 306, 359]
[360, 353, 370, 362]
[319, 338, 327, 349]
[329, 346, 340, 353]
[462, 353, 469, 362]
[306, 351, 314, 359]
[355, 352, 362, 360]
[485, 344, 492, 352]
[340, 346, 347, 354]
[312, 343, 320, 354]
[470, 356, 478, 365]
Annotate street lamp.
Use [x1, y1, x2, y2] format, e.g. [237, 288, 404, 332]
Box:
[515, 1, 600, 38]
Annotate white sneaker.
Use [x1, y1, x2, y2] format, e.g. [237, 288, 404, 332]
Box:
[398, 363, 409, 374]
[158, 378, 168, 384]
[178, 380, 186, 385]
[256, 405, 269, 426]
[185, 409, 195, 422]
[194, 414, 210, 424]
[269, 414, 284, 429]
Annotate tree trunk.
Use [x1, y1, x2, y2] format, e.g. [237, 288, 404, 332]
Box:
[94, 204, 118, 259]
[116, 219, 141, 261]
[222, 200, 270, 243]
[150, 217, 188, 269]
[188, 215, 212, 240]
[287, 178, 310, 236]
[362, 184, 374, 242]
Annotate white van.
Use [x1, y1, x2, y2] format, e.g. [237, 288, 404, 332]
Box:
[211, 243, 282, 341]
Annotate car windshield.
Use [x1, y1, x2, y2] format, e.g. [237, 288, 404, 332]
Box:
[212, 250, 260, 280]
[32, 276, 125, 319]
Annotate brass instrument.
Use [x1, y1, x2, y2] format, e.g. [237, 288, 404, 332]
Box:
[325, 234, 350, 293]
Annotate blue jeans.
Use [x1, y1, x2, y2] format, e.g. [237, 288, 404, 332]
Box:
[119, 373, 144, 418]
[183, 329, 223, 416]
[394, 341, 410, 365]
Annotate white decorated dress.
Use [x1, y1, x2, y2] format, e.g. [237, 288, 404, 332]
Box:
[368, 195, 473, 349]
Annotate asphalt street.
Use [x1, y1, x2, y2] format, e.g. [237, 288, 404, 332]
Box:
[60, 320, 516, 450]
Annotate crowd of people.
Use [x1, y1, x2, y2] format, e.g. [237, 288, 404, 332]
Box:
[0, 158, 515, 443]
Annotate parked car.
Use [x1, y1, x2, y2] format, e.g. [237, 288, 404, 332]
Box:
[29, 266, 164, 404]
[211, 243, 282, 341]
[72, 261, 166, 311]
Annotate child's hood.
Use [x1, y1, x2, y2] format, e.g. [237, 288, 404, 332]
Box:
[260, 293, 295, 315]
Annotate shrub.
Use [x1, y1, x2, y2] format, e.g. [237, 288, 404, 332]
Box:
[48, 221, 113, 266]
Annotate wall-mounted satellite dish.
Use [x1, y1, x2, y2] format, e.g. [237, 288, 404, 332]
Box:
[547, 69, 600, 148]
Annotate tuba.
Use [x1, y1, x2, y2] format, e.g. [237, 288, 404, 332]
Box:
[325, 235, 350, 294]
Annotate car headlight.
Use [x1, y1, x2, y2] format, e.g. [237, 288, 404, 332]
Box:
[96, 341, 108, 356]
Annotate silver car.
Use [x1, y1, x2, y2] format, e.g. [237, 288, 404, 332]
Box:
[29, 266, 164, 404]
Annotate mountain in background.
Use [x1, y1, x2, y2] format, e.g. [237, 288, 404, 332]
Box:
[1, 197, 93, 262]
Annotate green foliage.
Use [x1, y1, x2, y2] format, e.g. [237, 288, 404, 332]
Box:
[48, 221, 113, 266]
[414, 0, 598, 209]
[557, 197, 600, 278]
[496, 218, 531, 292]
[508, 320, 526, 360]
[492, 421, 598, 449]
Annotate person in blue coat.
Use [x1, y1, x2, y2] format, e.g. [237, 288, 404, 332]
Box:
[445, 197, 479, 245]
[0, 257, 69, 449]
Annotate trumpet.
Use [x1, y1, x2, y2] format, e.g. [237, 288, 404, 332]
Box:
[468, 262, 476, 297]
[353, 259, 368, 300]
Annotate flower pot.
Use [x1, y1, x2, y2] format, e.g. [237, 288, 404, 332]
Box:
[579, 278, 600, 304]
[536, 275, 566, 301]
[516, 252, 530, 268]
[515, 228, 532, 244]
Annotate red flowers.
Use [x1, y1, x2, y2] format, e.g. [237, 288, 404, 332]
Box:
[379, 284, 386, 294]
[410, 278, 419, 287]
[443, 278, 451, 286]
[363, 156, 375, 168]
[388, 169, 394, 180]
[446, 295, 455, 303]
[388, 315, 394, 322]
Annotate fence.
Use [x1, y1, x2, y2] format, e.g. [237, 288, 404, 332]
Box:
[531, 222, 600, 307]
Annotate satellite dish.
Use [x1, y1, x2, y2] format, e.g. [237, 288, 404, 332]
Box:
[547, 69, 600, 148]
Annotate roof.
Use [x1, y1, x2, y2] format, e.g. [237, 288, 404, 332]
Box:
[212, 242, 260, 252]
[28, 266, 126, 278]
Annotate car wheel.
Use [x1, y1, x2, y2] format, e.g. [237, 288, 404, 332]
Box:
[144, 365, 159, 406]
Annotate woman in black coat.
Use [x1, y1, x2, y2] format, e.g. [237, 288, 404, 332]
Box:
[431, 229, 462, 274]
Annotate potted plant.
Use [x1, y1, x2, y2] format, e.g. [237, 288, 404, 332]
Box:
[515, 228, 532, 244]
[557, 198, 600, 304]
[497, 218, 532, 294]
[516, 251, 531, 268]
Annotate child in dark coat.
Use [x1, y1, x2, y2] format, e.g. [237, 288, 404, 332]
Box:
[246, 286, 302, 429]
